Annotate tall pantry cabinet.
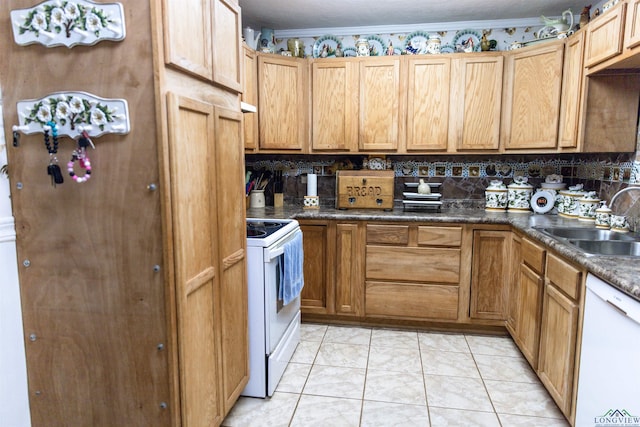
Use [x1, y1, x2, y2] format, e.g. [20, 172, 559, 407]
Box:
[1, 1, 247, 426]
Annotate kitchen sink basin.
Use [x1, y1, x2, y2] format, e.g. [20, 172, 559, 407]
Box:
[568, 240, 640, 256]
[534, 226, 640, 257]
[536, 227, 639, 242]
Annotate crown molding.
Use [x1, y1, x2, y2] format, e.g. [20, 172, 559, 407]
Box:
[274, 17, 558, 38]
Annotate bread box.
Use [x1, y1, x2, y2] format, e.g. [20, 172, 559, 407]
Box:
[336, 170, 395, 210]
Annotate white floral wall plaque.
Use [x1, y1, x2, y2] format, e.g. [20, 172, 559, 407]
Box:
[15, 91, 130, 139]
[11, 0, 126, 48]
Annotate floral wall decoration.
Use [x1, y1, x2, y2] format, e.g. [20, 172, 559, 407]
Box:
[14, 91, 130, 139]
[11, 0, 126, 48]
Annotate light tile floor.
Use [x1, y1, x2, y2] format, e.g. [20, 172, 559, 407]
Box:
[223, 324, 569, 427]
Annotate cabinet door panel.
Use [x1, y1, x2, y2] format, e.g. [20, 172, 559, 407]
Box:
[515, 264, 544, 369]
[626, 0, 640, 49]
[405, 57, 451, 151]
[585, 2, 626, 67]
[451, 56, 503, 151]
[470, 230, 510, 320]
[258, 55, 307, 150]
[359, 58, 402, 151]
[299, 222, 331, 314]
[506, 233, 522, 334]
[212, 0, 242, 92]
[242, 46, 259, 150]
[558, 31, 585, 149]
[214, 108, 248, 411]
[502, 42, 564, 150]
[163, 0, 213, 80]
[538, 283, 579, 417]
[312, 60, 358, 151]
[335, 223, 364, 316]
[167, 93, 223, 426]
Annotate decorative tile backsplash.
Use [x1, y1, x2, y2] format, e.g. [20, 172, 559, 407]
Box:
[246, 153, 638, 209]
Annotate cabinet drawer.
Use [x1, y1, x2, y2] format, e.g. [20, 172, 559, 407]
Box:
[366, 246, 460, 283]
[521, 237, 546, 274]
[366, 281, 459, 320]
[366, 224, 409, 245]
[417, 226, 462, 247]
[546, 253, 582, 300]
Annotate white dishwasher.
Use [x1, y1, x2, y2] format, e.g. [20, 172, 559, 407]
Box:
[575, 274, 640, 427]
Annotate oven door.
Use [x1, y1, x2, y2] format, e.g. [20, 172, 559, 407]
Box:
[263, 228, 302, 354]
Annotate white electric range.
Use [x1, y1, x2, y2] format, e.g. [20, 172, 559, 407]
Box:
[242, 218, 302, 398]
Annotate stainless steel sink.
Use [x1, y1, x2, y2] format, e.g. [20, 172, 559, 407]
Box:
[568, 240, 640, 256]
[534, 226, 640, 257]
[537, 227, 639, 242]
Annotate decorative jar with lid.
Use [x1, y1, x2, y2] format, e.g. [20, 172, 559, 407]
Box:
[558, 184, 585, 218]
[356, 38, 370, 56]
[507, 176, 534, 212]
[485, 180, 508, 211]
[595, 202, 612, 229]
[578, 191, 600, 222]
[426, 35, 441, 54]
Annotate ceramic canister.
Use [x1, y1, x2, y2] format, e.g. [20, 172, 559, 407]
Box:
[558, 185, 585, 218]
[578, 191, 600, 222]
[507, 178, 534, 212]
[485, 180, 508, 211]
[595, 202, 612, 229]
[540, 182, 566, 214]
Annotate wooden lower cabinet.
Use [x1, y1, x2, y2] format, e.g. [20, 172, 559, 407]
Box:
[299, 220, 333, 314]
[537, 253, 583, 420]
[335, 222, 365, 316]
[506, 233, 522, 335]
[366, 281, 459, 320]
[470, 228, 511, 321]
[512, 237, 546, 369]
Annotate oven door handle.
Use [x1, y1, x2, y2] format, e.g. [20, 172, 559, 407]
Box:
[266, 247, 285, 262]
[264, 228, 301, 262]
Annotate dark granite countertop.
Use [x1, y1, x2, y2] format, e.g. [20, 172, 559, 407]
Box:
[247, 205, 640, 302]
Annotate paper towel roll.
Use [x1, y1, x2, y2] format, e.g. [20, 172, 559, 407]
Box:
[307, 173, 317, 196]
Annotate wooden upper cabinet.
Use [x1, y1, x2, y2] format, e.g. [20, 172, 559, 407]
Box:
[163, 0, 213, 80]
[558, 31, 585, 150]
[212, 0, 242, 92]
[450, 54, 503, 151]
[585, 1, 627, 68]
[311, 60, 359, 151]
[162, 0, 242, 92]
[258, 54, 308, 151]
[625, 0, 640, 49]
[359, 57, 403, 151]
[242, 45, 259, 151]
[405, 57, 451, 151]
[502, 41, 564, 151]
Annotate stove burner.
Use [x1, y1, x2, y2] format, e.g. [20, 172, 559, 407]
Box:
[246, 220, 291, 240]
[248, 221, 284, 229]
[247, 228, 267, 238]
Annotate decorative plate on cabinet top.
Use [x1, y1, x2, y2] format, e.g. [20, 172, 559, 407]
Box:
[364, 34, 388, 56]
[440, 44, 455, 53]
[403, 30, 430, 54]
[453, 29, 482, 52]
[342, 46, 357, 57]
[313, 34, 341, 58]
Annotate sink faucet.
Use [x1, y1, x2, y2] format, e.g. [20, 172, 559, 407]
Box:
[609, 185, 640, 231]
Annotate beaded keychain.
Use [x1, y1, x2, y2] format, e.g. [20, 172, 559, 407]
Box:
[67, 135, 92, 183]
[44, 121, 64, 186]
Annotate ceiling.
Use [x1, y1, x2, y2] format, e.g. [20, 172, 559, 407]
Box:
[239, 0, 595, 34]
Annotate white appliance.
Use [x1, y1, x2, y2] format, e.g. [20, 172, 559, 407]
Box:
[242, 218, 302, 398]
[575, 274, 640, 426]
